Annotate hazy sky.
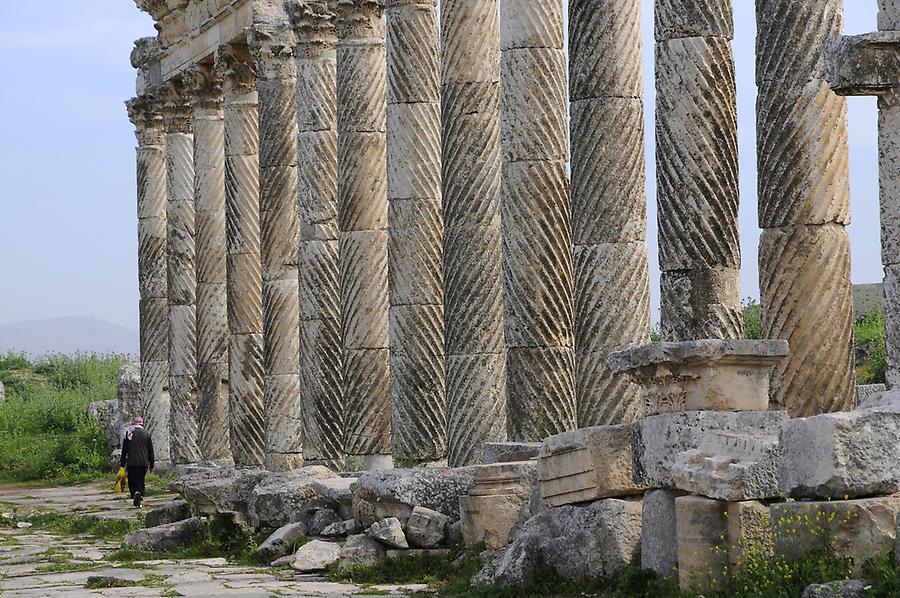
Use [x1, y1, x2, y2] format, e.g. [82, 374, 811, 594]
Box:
[0, 1, 884, 330]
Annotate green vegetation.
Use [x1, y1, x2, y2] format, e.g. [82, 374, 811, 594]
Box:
[741, 297, 762, 340]
[0, 510, 144, 541]
[0, 352, 125, 483]
[855, 306, 886, 384]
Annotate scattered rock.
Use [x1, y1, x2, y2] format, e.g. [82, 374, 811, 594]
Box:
[145, 500, 191, 528]
[367, 517, 409, 549]
[386, 548, 450, 560]
[85, 570, 145, 588]
[855, 384, 888, 408]
[124, 517, 205, 551]
[406, 506, 449, 548]
[228, 469, 272, 518]
[446, 520, 463, 547]
[312, 477, 356, 520]
[338, 534, 387, 570]
[174, 467, 239, 515]
[256, 522, 307, 562]
[484, 442, 542, 465]
[292, 495, 341, 527]
[248, 466, 339, 529]
[16, 522, 32, 529]
[321, 519, 357, 538]
[290, 539, 341, 572]
[352, 467, 477, 523]
[802, 580, 869, 598]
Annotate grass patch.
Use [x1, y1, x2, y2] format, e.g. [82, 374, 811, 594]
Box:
[855, 307, 886, 384]
[0, 511, 143, 541]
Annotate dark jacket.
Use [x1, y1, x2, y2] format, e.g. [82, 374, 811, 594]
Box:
[121, 427, 154, 469]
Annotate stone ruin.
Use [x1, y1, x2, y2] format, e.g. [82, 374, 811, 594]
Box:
[121, 0, 900, 590]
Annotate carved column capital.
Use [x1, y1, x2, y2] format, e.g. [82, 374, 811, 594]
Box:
[286, 0, 336, 57]
[187, 63, 224, 112]
[216, 44, 257, 97]
[332, 0, 385, 39]
[161, 79, 194, 134]
[246, 24, 297, 79]
[127, 94, 166, 145]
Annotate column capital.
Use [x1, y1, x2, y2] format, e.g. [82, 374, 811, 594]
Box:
[332, 0, 385, 40]
[187, 63, 224, 112]
[286, 0, 337, 55]
[826, 32, 900, 98]
[246, 24, 297, 79]
[161, 79, 194, 134]
[216, 44, 257, 97]
[126, 93, 166, 145]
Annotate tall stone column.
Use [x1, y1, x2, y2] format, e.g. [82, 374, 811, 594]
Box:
[189, 64, 232, 460]
[441, 0, 507, 464]
[385, 0, 445, 463]
[655, 0, 743, 341]
[217, 46, 265, 467]
[334, 0, 392, 470]
[570, 0, 651, 426]
[163, 81, 201, 465]
[286, 1, 344, 470]
[248, 21, 303, 471]
[127, 93, 171, 464]
[499, 1, 574, 440]
[756, 0, 854, 415]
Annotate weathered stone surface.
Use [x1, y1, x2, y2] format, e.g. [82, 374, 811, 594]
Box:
[87, 399, 122, 456]
[640, 489, 682, 576]
[632, 410, 789, 489]
[257, 522, 307, 562]
[293, 494, 341, 526]
[321, 519, 357, 538]
[857, 388, 900, 413]
[483, 442, 540, 465]
[802, 580, 868, 598]
[338, 533, 387, 570]
[479, 498, 642, 587]
[857, 384, 887, 406]
[727, 500, 772, 571]
[778, 410, 900, 499]
[826, 32, 900, 96]
[539, 424, 644, 507]
[675, 495, 727, 590]
[461, 461, 537, 549]
[654, 0, 733, 41]
[307, 508, 342, 536]
[405, 506, 449, 549]
[367, 517, 408, 549]
[352, 467, 476, 523]
[248, 466, 339, 529]
[124, 517, 205, 551]
[290, 539, 341, 572]
[176, 467, 239, 515]
[227, 468, 270, 518]
[145, 500, 191, 528]
[386, 548, 450, 560]
[116, 362, 142, 429]
[609, 340, 787, 415]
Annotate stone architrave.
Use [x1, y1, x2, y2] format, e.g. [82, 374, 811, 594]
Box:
[440, 0, 508, 466]
[188, 63, 231, 461]
[163, 79, 201, 465]
[286, 1, 344, 471]
[248, 16, 303, 472]
[499, 0, 575, 442]
[217, 45, 265, 467]
[127, 86, 171, 464]
[655, 0, 743, 340]
[385, 0, 446, 464]
[333, 0, 392, 470]
[826, 17, 900, 389]
[756, 0, 855, 416]
[570, 0, 651, 427]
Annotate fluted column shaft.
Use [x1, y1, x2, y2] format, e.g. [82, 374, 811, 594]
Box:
[655, 0, 743, 341]
[128, 95, 172, 464]
[249, 23, 303, 471]
[190, 66, 232, 460]
[334, 0, 392, 469]
[499, 0, 574, 440]
[385, 0, 445, 462]
[441, 0, 507, 465]
[287, 1, 344, 470]
[218, 47, 265, 467]
[756, 0, 854, 415]
[570, 0, 651, 426]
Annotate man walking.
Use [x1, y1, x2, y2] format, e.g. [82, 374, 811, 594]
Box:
[120, 417, 154, 507]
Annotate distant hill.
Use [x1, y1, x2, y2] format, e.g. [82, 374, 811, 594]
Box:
[853, 283, 883, 317]
[0, 316, 138, 357]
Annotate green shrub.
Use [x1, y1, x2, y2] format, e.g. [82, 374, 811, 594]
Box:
[855, 307, 886, 384]
[742, 297, 762, 340]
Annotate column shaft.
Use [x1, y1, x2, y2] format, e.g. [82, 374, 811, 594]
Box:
[570, 0, 651, 426]
[500, 0, 575, 440]
[655, 0, 743, 341]
[756, 0, 854, 414]
[882, 90, 900, 388]
[441, 0, 507, 464]
[386, 0, 446, 462]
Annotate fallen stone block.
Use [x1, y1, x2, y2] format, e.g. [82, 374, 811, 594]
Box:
[856, 384, 888, 407]
[484, 442, 542, 465]
[802, 580, 868, 598]
[228, 469, 271, 518]
[406, 506, 450, 548]
[857, 389, 900, 413]
[312, 477, 356, 520]
[632, 410, 789, 489]
[772, 496, 900, 573]
[248, 466, 339, 529]
[675, 495, 728, 591]
[641, 489, 683, 576]
[174, 467, 239, 515]
[321, 519, 357, 538]
[256, 522, 307, 562]
[386, 548, 450, 560]
[726, 500, 772, 571]
[461, 461, 537, 549]
[290, 539, 341, 572]
[338, 533, 387, 571]
[307, 508, 342, 536]
[351, 467, 477, 524]
[367, 517, 409, 549]
[145, 500, 191, 528]
[778, 410, 900, 499]
[609, 339, 788, 415]
[124, 517, 205, 552]
[539, 424, 645, 507]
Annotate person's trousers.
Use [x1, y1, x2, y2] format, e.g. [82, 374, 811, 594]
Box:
[127, 466, 148, 499]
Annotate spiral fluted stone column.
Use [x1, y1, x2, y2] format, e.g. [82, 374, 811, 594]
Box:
[570, 0, 651, 426]
[189, 65, 232, 461]
[655, 0, 743, 341]
[248, 21, 303, 471]
[334, 0, 392, 470]
[440, 0, 507, 466]
[217, 47, 265, 467]
[499, 0, 574, 441]
[127, 95, 172, 464]
[756, 0, 854, 415]
[286, 1, 344, 470]
[163, 83, 201, 464]
[385, 0, 445, 463]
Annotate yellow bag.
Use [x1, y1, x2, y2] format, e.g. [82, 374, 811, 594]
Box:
[115, 467, 126, 494]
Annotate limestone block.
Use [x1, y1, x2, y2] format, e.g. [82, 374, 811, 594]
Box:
[641, 489, 683, 576]
[880, 0, 900, 30]
[385, 0, 440, 105]
[124, 517, 205, 552]
[609, 339, 788, 416]
[338, 533, 386, 571]
[885, 265, 900, 388]
[227, 468, 270, 518]
[261, 279, 300, 374]
[826, 32, 900, 96]
[654, 0, 733, 41]
[140, 298, 170, 363]
[675, 495, 727, 590]
[342, 347, 391, 458]
[247, 466, 339, 530]
[445, 352, 507, 467]
[116, 362, 142, 429]
[257, 522, 307, 561]
[337, 132, 388, 231]
[632, 410, 789, 489]
[460, 461, 536, 549]
[857, 388, 900, 413]
[484, 442, 541, 465]
[387, 200, 443, 306]
[321, 519, 358, 538]
[86, 399, 122, 454]
[726, 501, 772, 571]
[506, 346, 576, 442]
[439, 0, 500, 85]
[352, 467, 476, 523]
[778, 410, 900, 499]
[406, 506, 449, 548]
[659, 268, 743, 342]
[176, 467, 239, 514]
[802, 580, 869, 598]
[772, 496, 900, 572]
[538, 424, 644, 507]
[856, 384, 887, 406]
[227, 332, 265, 467]
[262, 373, 302, 460]
[225, 253, 262, 334]
[290, 539, 341, 572]
[312, 477, 356, 520]
[339, 230, 389, 349]
[498, 0, 563, 51]
[386, 106, 441, 201]
[367, 517, 408, 548]
[308, 509, 342, 537]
